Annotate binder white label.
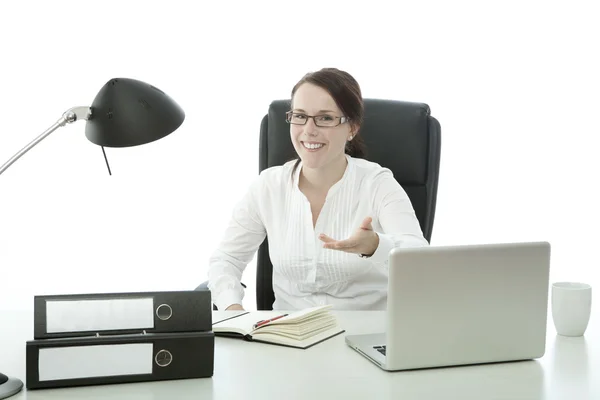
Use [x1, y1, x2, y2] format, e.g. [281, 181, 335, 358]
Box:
[38, 343, 153, 381]
[46, 298, 155, 333]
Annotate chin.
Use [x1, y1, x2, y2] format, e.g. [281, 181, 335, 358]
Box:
[296, 149, 326, 169]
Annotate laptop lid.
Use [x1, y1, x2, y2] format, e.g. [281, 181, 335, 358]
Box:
[385, 242, 551, 370]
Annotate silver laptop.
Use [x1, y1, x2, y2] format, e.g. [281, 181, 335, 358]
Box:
[346, 241, 551, 371]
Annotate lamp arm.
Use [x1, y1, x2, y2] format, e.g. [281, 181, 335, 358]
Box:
[0, 106, 92, 175]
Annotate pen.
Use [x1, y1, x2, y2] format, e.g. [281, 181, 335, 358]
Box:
[253, 314, 289, 329]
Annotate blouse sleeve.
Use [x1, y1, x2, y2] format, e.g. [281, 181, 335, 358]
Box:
[366, 168, 429, 266]
[207, 176, 267, 310]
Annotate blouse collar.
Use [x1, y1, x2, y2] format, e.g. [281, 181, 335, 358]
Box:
[293, 154, 353, 193]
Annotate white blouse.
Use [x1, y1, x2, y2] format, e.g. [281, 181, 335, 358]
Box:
[207, 155, 429, 311]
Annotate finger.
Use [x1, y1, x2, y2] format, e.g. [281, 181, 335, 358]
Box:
[318, 233, 336, 243]
[323, 245, 357, 254]
[323, 239, 357, 250]
[360, 216, 373, 231]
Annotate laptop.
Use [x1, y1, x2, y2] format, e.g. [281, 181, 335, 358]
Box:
[345, 241, 551, 371]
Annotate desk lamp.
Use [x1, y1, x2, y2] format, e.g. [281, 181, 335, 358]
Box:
[0, 77, 185, 398]
[0, 77, 185, 175]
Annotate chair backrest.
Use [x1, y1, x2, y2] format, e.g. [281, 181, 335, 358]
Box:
[256, 99, 441, 310]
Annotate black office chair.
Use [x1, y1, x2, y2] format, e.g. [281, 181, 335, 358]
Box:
[197, 99, 441, 310]
[254, 99, 441, 310]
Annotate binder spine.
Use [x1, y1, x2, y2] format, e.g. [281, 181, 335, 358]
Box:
[26, 331, 214, 389]
[34, 290, 212, 339]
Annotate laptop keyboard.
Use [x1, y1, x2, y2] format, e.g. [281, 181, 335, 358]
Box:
[373, 345, 386, 356]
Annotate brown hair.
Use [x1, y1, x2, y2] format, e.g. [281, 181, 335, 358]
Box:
[291, 68, 367, 158]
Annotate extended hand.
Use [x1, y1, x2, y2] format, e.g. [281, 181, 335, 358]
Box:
[319, 216, 379, 256]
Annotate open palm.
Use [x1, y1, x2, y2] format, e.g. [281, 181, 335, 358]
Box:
[319, 216, 379, 256]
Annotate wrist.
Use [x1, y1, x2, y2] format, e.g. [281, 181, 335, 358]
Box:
[360, 233, 379, 258]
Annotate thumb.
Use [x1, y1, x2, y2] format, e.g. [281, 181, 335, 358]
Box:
[360, 216, 373, 231]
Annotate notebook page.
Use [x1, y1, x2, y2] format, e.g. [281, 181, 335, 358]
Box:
[212, 311, 282, 335]
[254, 320, 338, 341]
[255, 314, 336, 336]
[252, 324, 345, 349]
[267, 305, 333, 325]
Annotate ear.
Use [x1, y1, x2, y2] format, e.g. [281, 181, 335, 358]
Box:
[350, 123, 360, 138]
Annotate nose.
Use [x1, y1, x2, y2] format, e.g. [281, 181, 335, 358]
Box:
[303, 117, 318, 136]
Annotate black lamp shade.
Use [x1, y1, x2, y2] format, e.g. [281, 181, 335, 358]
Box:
[85, 78, 185, 147]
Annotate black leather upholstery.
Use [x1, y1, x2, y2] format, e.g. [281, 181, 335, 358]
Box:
[256, 99, 442, 310]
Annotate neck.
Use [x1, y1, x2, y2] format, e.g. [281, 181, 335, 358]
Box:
[300, 154, 348, 192]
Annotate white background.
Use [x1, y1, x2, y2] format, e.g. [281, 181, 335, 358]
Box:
[1, 0, 598, 316]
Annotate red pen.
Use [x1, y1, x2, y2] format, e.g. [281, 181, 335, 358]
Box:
[253, 314, 288, 329]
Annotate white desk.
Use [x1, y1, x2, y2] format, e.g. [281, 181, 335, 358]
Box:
[1, 309, 597, 400]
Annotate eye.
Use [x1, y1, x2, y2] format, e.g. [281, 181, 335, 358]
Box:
[316, 115, 335, 122]
[293, 113, 307, 120]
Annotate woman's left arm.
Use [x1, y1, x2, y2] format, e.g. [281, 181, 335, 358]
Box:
[365, 169, 430, 265]
[319, 168, 429, 263]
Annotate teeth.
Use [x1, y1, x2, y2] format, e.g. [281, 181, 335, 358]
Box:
[304, 142, 324, 150]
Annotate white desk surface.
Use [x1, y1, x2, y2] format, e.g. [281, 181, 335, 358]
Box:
[1, 308, 597, 400]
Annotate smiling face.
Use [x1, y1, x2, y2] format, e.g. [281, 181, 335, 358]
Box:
[290, 82, 354, 171]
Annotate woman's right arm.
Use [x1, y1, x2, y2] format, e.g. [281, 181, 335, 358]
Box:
[207, 177, 267, 311]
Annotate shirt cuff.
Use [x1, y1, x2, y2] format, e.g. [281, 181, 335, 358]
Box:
[367, 233, 396, 265]
[213, 289, 244, 311]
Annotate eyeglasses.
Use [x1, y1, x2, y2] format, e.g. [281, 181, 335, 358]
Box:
[285, 111, 349, 127]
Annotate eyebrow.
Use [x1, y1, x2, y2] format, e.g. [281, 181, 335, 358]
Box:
[292, 109, 337, 114]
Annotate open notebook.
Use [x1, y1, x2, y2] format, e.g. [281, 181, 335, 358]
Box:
[212, 305, 344, 349]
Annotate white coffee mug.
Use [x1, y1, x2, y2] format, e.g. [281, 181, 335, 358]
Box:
[552, 282, 592, 337]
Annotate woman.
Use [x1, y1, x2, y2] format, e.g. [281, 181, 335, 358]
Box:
[207, 68, 428, 311]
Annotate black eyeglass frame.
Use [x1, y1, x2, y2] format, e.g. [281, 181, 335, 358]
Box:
[285, 111, 349, 127]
